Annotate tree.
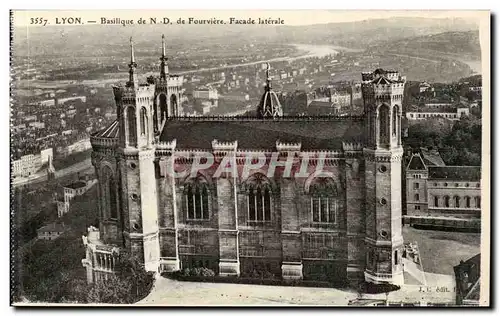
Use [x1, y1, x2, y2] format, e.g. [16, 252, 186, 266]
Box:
[405, 117, 481, 166]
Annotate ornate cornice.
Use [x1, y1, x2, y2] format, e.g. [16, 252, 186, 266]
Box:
[363, 148, 404, 162]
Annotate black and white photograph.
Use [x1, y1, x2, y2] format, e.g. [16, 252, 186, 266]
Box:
[9, 9, 490, 306]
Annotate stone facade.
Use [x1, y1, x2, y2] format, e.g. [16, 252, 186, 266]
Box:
[84, 40, 406, 286]
[405, 154, 481, 219]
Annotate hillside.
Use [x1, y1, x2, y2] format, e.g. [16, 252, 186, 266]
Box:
[369, 31, 481, 59]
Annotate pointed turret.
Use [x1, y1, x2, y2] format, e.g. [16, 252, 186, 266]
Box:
[257, 63, 282, 118]
[265, 62, 271, 91]
[159, 34, 169, 80]
[127, 37, 138, 87]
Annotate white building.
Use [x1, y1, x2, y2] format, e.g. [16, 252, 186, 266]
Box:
[40, 148, 53, 165]
[37, 223, 66, 241]
[57, 178, 97, 217]
[12, 154, 40, 177]
[406, 107, 470, 121]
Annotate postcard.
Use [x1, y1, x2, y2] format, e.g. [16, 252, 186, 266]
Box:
[10, 9, 490, 307]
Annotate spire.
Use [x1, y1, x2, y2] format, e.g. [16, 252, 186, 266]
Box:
[257, 62, 282, 118]
[162, 34, 166, 57]
[128, 37, 138, 87]
[130, 37, 135, 64]
[265, 62, 272, 91]
[160, 34, 169, 80]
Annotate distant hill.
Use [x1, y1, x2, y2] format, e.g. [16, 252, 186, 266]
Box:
[13, 17, 479, 57]
[273, 17, 479, 48]
[369, 30, 481, 59]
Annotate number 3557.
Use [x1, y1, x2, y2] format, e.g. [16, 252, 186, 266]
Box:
[30, 18, 48, 26]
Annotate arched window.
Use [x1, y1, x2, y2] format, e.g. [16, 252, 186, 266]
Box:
[246, 174, 272, 222]
[109, 177, 117, 219]
[184, 177, 210, 220]
[309, 177, 339, 223]
[475, 196, 481, 208]
[159, 94, 167, 122]
[378, 104, 390, 146]
[466, 196, 471, 208]
[126, 106, 136, 146]
[392, 106, 398, 136]
[454, 196, 460, 208]
[414, 193, 419, 201]
[102, 166, 118, 220]
[170, 94, 178, 117]
[434, 196, 439, 207]
[140, 107, 147, 136]
[444, 196, 450, 208]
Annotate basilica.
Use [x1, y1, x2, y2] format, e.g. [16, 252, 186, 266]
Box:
[82, 36, 406, 286]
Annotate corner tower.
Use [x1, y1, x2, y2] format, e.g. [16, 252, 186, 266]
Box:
[112, 38, 160, 272]
[361, 68, 405, 285]
[153, 35, 184, 134]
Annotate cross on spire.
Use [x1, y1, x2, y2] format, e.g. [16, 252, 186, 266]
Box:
[127, 37, 138, 87]
[265, 62, 272, 91]
[129, 37, 136, 65]
[160, 34, 169, 80]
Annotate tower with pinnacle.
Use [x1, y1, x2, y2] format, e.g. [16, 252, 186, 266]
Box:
[152, 34, 184, 135]
[361, 68, 405, 285]
[106, 37, 160, 271]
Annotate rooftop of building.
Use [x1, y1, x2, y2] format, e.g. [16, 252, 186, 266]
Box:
[64, 180, 87, 190]
[91, 119, 120, 139]
[428, 166, 481, 181]
[407, 106, 458, 113]
[454, 254, 481, 303]
[37, 222, 66, 233]
[420, 148, 446, 167]
[160, 116, 364, 151]
[407, 154, 427, 171]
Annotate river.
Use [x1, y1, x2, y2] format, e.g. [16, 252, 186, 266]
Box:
[175, 43, 360, 75]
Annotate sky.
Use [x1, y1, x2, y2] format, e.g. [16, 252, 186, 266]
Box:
[12, 10, 486, 27]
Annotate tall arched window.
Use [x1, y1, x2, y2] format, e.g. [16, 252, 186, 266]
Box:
[434, 196, 439, 207]
[378, 104, 390, 147]
[170, 94, 178, 117]
[454, 196, 460, 208]
[414, 193, 419, 201]
[109, 177, 117, 219]
[444, 196, 450, 208]
[392, 106, 398, 136]
[159, 94, 167, 123]
[102, 166, 118, 220]
[184, 176, 210, 220]
[126, 106, 137, 146]
[466, 196, 471, 208]
[475, 196, 481, 208]
[309, 177, 339, 224]
[140, 107, 147, 136]
[246, 173, 272, 222]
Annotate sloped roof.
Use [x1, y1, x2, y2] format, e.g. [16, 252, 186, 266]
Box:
[92, 119, 120, 138]
[372, 76, 394, 85]
[406, 154, 427, 171]
[38, 222, 66, 233]
[428, 166, 481, 181]
[454, 254, 481, 303]
[258, 89, 282, 117]
[64, 180, 87, 190]
[420, 148, 446, 166]
[160, 117, 364, 151]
